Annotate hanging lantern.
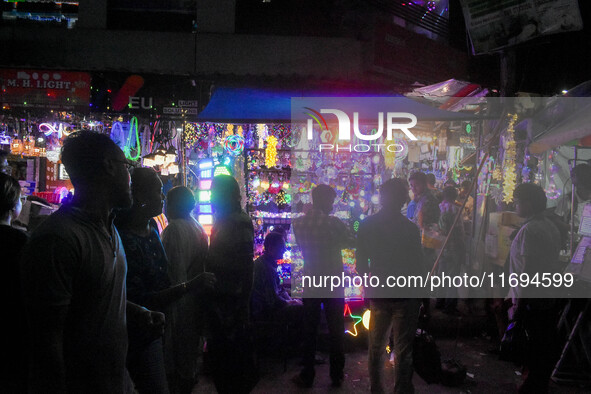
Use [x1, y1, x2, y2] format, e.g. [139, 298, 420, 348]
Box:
[165, 147, 177, 163]
[167, 162, 180, 175]
[153, 149, 167, 166]
[142, 153, 157, 167]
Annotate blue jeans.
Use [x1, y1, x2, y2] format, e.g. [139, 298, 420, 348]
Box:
[368, 299, 420, 393]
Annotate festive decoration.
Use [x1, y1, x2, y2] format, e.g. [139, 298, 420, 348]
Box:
[214, 165, 232, 177]
[124, 117, 141, 161]
[224, 135, 245, 156]
[265, 135, 278, 168]
[502, 114, 518, 204]
[545, 151, 562, 200]
[344, 303, 364, 337]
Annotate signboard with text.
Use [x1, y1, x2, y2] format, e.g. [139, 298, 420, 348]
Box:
[460, 0, 583, 54]
[0, 69, 91, 111]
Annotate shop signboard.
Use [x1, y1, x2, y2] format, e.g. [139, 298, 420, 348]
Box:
[0, 69, 91, 111]
[459, 0, 583, 54]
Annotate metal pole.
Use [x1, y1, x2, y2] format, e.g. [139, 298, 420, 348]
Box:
[570, 146, 577, 258]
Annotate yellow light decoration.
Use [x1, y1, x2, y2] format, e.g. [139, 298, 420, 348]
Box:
[237, 125, 243, 136]
[492, 167, 502, 181]
[502, 114, 519, 203]
[265, 135, 278, 168]
[362, 310, 371, 330]
[384, 149, 396, 169]
[225, 124, 233, 137]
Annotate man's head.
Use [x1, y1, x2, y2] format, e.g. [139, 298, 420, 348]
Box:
[572, 164, 591, 200]
[311, 184, 336, 214]
[211, 175, 241, 216]
[444, 179, 457, 188]
[61, 131, 132, 208]
[263, 231, 286, 261]
[442, 186, 458, 204]
[0, 150, 10, 175]
[379, 178, 409, 211]
[408, 171, 427, 198]
[0, 173, 22, 222]
[426, 173, 436, 189]
[130, 167, 164, 219]
[514, 183, 547, 218]
[165, 186, 195, 220]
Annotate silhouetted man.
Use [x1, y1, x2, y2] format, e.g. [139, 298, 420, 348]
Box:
[21, 131, 164, 393]
[292, 184, 355, 388]
[207, 174, 257, 394]
[509, 183, 561, 394]
[357, 178, 424, 393]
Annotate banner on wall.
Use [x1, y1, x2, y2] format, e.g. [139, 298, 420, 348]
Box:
[459, 0, 583, 54]
[0, 69, 91, 111]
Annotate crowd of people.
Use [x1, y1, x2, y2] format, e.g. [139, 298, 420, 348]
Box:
[0, 132, 567, 393]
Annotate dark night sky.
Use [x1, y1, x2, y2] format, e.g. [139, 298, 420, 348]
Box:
[461, 0, 591, 96]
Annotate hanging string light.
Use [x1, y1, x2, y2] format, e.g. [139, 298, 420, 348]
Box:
[545, 151, 562, 200]
[265, 135, 278, 168]
[502, 114, 518, 204]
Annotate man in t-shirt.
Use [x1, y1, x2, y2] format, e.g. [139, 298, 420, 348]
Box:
[251, 231, 302, 322]
[21, 131, 164, 393]
[509, 183, 561, 393]
[357, 178, 424, 393]
[292, 184, 355, 388]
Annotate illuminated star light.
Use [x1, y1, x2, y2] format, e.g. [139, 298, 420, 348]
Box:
[343, 303, 364, 337]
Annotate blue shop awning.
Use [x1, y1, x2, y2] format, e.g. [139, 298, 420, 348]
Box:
[196, 87, 482, 123]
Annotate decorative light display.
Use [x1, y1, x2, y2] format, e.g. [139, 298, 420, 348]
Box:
[362, 310, 371, 330]
[224, 135, 245, 156]
[344, 303, 364, 337]
[124, 117, 141, 161]
[39, 123, 72, 139]
[214, 165, 231, 177]
[502, 114, 518, 204]
[545, 151, 561, 200]
[265, 135, 278, 168]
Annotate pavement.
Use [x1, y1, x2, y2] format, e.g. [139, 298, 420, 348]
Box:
[191, 301, 590, 393]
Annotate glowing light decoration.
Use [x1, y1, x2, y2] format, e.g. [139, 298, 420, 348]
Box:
[265, 135, 278, 168]
[344, 303, 364, 337]
[199, 191, 211, 202]
[199, 158, 214, 170]
[362, 310, 371, 330]
[502, 114, 519, 204]
[124, 117, 141, 161]
[198, 214, 213, 225]
[199, 179, 212, 190]
[545, 152, 562, 200]
[39, 123, 71, 139]
[224, 135, 245, 156]
[214, 165, 231, 177]
[167, 162, 179, 175]
[199, 204, 212, 214]
[200, 169, 213, 179]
